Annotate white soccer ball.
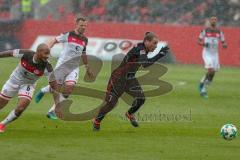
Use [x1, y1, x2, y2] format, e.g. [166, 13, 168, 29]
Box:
[220, 124, 237, 140]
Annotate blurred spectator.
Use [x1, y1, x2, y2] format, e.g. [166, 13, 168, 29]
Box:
[21, 0, 33, 19]
[1, 0, 240, 26]
[76, 0, 240, 26]
[39, 0, 49, 6]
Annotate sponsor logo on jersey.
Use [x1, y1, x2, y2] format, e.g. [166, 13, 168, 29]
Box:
[34, 69, 40, 75]
[68, 36, 86, 47]
[206, 32, 220, 38]
[21, 59, 44, 76]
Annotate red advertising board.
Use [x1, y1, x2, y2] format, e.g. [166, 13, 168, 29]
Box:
[15, 20, 240, 66]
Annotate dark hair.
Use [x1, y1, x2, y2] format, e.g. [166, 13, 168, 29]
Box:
[144, 32, 157, 42]
[210, 16, 217, 18]
[75, 15, 87, 23]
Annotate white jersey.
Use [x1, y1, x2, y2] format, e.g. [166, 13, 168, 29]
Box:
[55, 31, 88, 70]
[9, 49, 54, 85]
[199, 27, 225, 54]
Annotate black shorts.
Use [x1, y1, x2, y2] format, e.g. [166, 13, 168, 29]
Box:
[105, 74, 144, 102]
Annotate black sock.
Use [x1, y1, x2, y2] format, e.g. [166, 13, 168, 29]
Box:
[95, 114, 105, 122]
[128, 98, 145, 115]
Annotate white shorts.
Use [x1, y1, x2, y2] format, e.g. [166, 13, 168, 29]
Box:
[53, 67, 79, 85]
[202, 51, 220, 71]
[0, 80, 35, 101]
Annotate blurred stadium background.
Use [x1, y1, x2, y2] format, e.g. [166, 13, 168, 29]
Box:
[0, 0, 240, 66]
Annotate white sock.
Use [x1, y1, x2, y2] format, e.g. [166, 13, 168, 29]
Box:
[200, 75, 206, 83]
[201, 79, 211, 93]
[41, 85, 50, 93]
[48, 104, 56, 113]
[204, 79, 211, 86]
[59, 94, 66, 102]
[1, 110, 18, 126]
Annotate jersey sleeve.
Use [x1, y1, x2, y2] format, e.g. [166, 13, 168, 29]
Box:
[140, 52, 165, 68]
[13, 49, 24, 58]
[13, 49, 34, 58]
[220, 31, 225, 42]
[199, 29, 205, 39]
[55, 32, 69, 43]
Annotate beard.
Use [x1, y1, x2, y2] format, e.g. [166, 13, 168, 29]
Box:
[211, 23, 216, 27]
[78, 29, 85, 34]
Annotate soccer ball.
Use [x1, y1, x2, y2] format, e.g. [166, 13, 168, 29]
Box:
[220, 124, 237, 140]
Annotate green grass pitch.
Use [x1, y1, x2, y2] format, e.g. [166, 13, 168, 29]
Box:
[0, 58, 239, 160]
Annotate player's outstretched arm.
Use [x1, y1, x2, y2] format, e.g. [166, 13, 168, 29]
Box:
[0, 50, 14, 58]
[47, 38, 58, 48]
[142, 46, 169, 68]
[0, 49, 34, 58]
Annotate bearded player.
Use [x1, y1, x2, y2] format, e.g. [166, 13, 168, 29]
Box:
[34, 16, 93, 120]
[198, 16, 227, 98]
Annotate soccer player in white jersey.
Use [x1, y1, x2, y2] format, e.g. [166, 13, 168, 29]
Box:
[198, 16, 227, 98]
[0, 44, 60, 133]
[35, 16, 93, 119]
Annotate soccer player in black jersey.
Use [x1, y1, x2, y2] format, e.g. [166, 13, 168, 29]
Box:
[92, 32, 169, 130]
[0, 44, 59, 133]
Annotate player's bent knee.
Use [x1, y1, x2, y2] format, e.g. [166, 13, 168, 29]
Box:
[0, 97, 9, 109]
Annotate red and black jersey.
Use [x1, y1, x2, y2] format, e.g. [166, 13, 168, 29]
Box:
[199, 27, 225, 53]
[10, 49, 53, 85]
[55, 31, 88, 69]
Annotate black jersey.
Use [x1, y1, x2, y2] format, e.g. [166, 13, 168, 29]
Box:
[112, 43, 165, 79]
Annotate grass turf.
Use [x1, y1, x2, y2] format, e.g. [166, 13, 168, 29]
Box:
[0, 58, 239, 160]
